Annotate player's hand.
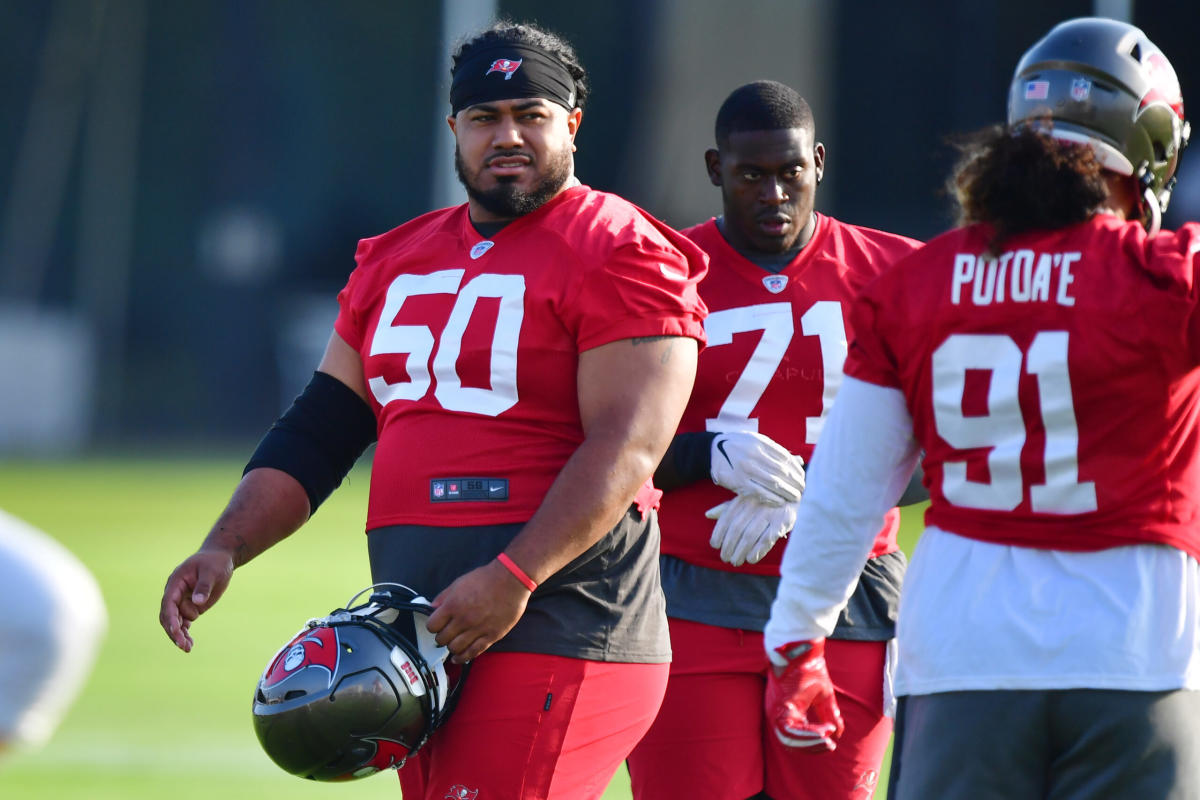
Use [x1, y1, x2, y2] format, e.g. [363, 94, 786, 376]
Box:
[158, 548, 235, 653]
[705, 495, 797, 567]
[710, 432, 805, 506]
[427, 559, 531, 663]
[766, 639, 845, 751]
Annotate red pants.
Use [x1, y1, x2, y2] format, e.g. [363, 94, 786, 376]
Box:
[399, 651, 669, 800]
[626, 618, 891, 800]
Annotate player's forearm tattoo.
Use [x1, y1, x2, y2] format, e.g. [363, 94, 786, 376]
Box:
[212, 525, 250, 566]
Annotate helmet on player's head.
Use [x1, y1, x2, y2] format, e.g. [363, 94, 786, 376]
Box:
[1007, 16, 1190, 233]
[251, 583, 467, 781]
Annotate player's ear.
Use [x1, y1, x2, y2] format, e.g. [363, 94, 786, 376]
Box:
[705, 149, 723, 187]
[813, 142, 826, 185]
[566, 107, 582, 152]
[446, 114, 457, 135]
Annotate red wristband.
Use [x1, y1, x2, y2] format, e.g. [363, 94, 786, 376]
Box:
[496, 552, 537, 592]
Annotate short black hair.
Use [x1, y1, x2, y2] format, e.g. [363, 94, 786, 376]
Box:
[451, 19, 589, 111]
[714, 81, 814, 147]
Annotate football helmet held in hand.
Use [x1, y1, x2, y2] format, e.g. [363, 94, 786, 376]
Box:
[251, 583, 468, 781]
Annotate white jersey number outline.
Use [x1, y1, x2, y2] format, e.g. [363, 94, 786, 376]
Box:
[932, 331, 1096, 513]
[368, 269, 526, 416]
[703, 300, 846, 443]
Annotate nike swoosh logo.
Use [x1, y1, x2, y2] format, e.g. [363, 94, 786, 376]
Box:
[489, 486, 504, 493]
[659, 263, 689, 281]
[716, 439, 733, 467]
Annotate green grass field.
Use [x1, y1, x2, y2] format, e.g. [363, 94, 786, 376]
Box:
[0, 457, 924, 799]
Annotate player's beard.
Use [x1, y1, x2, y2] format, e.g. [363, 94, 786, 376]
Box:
[455, 144, 573, 219]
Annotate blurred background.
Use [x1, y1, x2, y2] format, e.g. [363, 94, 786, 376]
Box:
[1, 0, 1197, 455]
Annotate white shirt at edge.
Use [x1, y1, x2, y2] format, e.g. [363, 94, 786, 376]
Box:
[764, 375, 1200, 695]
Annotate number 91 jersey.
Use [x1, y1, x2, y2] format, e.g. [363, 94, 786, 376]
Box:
[845, 216, 1200, 557]
[334, 186, 708, 530]
[658, 214, 921, 574]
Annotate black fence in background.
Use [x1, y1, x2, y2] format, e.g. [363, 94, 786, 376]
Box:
[0, 0, 1193, 449]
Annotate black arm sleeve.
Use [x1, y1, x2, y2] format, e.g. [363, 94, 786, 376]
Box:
[244, 371, 378, 515]
[652, 431, 717, 492]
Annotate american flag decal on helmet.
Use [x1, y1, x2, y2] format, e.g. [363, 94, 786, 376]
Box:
[486, 58, 523, 80]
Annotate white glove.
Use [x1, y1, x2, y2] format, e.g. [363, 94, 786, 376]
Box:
[711, 431, 805, 506]
[706, 495, 798, 567]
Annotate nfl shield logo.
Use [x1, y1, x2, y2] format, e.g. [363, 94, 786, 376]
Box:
[470, 241, 494, 259]
[432, 481, 445, 498]
[1070, 78, 1091, 101]
[762, 274, 788, 294]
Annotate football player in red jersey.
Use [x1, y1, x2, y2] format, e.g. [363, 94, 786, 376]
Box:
[766, 17, 1200, 800]
[625, 81, 923, 800]
[158, 21, 707, 800]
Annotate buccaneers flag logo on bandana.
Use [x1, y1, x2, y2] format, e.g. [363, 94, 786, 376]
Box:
[486, 58, 523, 80]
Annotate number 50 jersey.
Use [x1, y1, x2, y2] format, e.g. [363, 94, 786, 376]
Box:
[335, 186, 708, 531]
[659, 214, 921, 574]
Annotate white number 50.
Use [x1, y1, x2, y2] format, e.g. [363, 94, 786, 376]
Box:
[367, 269, 525, 417]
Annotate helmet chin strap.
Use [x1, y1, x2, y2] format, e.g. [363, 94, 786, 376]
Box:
[1136, 163, 1163, 236]
[1143, 186, 1162, 236]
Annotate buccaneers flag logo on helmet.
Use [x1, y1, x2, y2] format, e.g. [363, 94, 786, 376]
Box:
[252, 583, 470, 782]
[1138, 51, 1185, 120]
[261, 627, 341, 689]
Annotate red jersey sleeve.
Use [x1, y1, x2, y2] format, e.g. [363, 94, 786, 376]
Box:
[844, 277, 904, 390]
[334, 269, 365, 352]
[568, 225, 708, 351]
[1127, 223, 1200, 361]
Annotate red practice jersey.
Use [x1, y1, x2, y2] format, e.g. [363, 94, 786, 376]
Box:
[335, 185, 708, 530]
[658, 214, 920, 574]
[846, 216, 1200, 558]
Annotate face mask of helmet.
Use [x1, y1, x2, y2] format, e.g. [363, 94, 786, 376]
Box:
[251, 583, 468, 781]
[1007, 16, 1190, 235]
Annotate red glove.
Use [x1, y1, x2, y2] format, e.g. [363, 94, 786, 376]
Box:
[767, 639, 845, 751]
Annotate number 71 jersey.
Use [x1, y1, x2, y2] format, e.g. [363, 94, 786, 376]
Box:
[658, 214, 921, 574]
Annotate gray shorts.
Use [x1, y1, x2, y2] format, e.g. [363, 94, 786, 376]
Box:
[888, 689, 1200, 800]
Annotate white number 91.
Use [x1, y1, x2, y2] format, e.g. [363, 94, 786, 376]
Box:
[932, 331, 1096, 514]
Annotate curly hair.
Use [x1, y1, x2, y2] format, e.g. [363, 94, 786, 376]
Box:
[451, 20, 589, 111]
[950, 124, 1109, 253]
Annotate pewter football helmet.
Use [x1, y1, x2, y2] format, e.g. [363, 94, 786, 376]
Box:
[1008, 17, 1189, 233]
[251, 583, 466, 781]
